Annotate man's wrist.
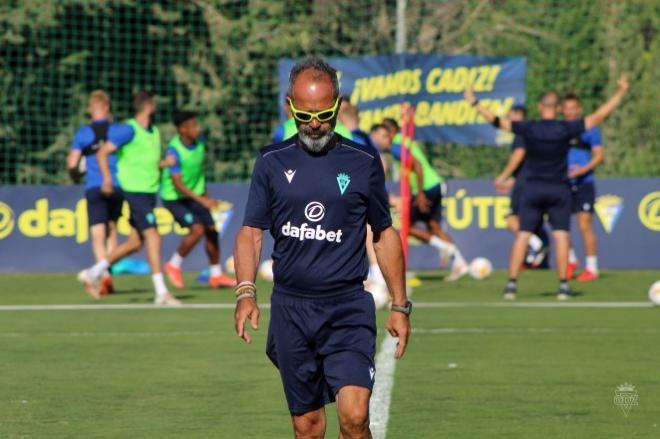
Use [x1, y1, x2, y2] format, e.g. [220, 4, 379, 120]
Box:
[234, 281, 257, 301]
[390, 300, 413, 316]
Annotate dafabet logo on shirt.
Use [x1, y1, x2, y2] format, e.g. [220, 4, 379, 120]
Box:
[281, 201, 343, 243]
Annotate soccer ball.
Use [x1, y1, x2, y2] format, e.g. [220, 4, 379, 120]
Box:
[224, 256, 235, 275]
[649, 281, 660, 306]
[366, 282, 390, 310]
[469, 257, 493, 280]
[258, 259, 274, 282]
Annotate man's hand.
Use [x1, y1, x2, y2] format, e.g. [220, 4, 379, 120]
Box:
[617, 74, 629, 93]
[413, 192, 431, 213]
[464, 87, 477, 104]
[101, 178, 113, 196]
[199, 196, 219, 210]
[387, 311, 410, 359]
[160, 155, 177, 168]
[494, 175, 514, 193]
[568, 165, 588, 179]
[234, 298, 260, 343]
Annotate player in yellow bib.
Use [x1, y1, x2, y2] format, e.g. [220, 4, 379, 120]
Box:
[161, 111, 237, 289]
[381, 119, 469, 281]
[78, 90, 181, 305]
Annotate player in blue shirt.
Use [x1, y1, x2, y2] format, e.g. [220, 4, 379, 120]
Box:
[78, 90, 181, 306]
[563, 92, 604, 282]
[66, 90, 124, 295]
[466, 74, 629, 299]
[233, 58, 410, 439]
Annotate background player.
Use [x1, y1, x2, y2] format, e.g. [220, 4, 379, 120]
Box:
[161, 110, 237, 289]
[563, 92, 604, 281]
[234, 58, 410, 439]
[466, 74, 629, 299]
[381, 118, 469, 281]
[494, 105, 550, 268]
[67, 90, 123, 295]
[78, 90, 181, 306]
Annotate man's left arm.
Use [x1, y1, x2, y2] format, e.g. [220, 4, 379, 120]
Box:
[568, 130, 604, 179]
[367, 154, 410, 359]
[464, 87, 513, 132]
[372, 226, 410, 359]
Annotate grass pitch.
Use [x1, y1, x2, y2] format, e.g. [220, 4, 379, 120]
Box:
[0, 269, 658, 438]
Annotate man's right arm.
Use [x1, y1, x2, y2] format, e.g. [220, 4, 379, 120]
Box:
[464, 87, 513, 132]
[584, 74, 629, 131]
[494, 147, 526, 191]
[97, 141, 117, 195]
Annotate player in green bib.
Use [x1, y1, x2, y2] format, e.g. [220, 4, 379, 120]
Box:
[380, 119, 469, 281]
[78, 90, 181, 305]
[161, 111, 237, 290]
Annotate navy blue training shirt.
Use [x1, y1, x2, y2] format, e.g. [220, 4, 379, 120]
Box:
[243, 134, 392, 296]
[512, 119, 585, 183]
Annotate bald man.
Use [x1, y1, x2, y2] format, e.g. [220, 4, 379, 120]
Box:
[466, 74, 629, 300]
[233, 58, 410, 439]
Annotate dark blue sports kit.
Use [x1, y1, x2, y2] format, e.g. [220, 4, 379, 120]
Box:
[243, 134, 391, 414]
[512, 119, 586, 232]
[568, 127, 601, 213]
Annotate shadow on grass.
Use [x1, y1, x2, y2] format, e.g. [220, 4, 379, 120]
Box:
[538, 290, 584, 298]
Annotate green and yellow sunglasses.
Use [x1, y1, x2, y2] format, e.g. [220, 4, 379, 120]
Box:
[287, 97, 340, 123]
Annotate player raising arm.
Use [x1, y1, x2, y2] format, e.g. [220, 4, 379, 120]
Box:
[465, 75, 629, 299]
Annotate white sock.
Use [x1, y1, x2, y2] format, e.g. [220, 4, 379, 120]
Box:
[369, 263, 385, 285]
[169, 252, 184, 269]
[210, 264, 222, 277]
[586, 256, 598, 273]
[429, 235, 451, 251]
[90, 259, 110, 279]
[569, 249, 578, 264]
[529, 234, 543, 251]
[152, 273, 168, 298]
[452, 248, 466, 267]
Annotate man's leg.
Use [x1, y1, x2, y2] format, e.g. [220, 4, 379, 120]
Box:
[506, 215, 520, 233]
[106, 220, 119, 255]
[508, 231, 531, 281]
[90, 223, 108, 262]
[336, 385, 372, 439]
[165, 223, 205, 288]
[428, 220, 468, 281]
[142, 228, 180, 305]
[205, 226, 235, 287]
[553, 230, 570, 280]
[577, 211, 599, 280]
[291, 408, 327, 439]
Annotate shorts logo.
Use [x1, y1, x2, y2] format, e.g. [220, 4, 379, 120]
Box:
[146, 212, 155, 225]
[337, 173, 351, 195]
[304, 202, 325, 222]
[184, 213, 193, 224]
[369, 366, 375, 381]
[594, 195, 623, 234]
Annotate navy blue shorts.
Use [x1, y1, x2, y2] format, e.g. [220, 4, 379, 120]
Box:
[508, 183, 523, 216]
[163, 198, 214, 228]
[519, 182, 571, 232]
[266, 289, 377, 415]
[411, 184, 443, 224]
[123, 192, 157, 232]
[571, 183, 596, 213]
[85, 187, 124, 226]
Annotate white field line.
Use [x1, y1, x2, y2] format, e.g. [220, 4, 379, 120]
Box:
[369, 333, 398, 439]
[413, 327, 660, 335]
[0, 301, 653, 312]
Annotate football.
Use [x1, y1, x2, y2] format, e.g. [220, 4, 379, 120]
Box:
[469, 257, 493, 280]
[258, 259, 274, 282]
[224, 256, 235, 275]
[649, 281, 660, 306]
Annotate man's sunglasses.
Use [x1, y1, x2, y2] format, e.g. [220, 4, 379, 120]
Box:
[287, 97, 340, 123]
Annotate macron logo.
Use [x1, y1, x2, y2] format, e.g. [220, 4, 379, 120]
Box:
[284, 169, 296, 183]
[369, 367, 375, 381]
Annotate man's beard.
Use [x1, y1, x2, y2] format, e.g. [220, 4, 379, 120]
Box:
[298, 126, 335, 153]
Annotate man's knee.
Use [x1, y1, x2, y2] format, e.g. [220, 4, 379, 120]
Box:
[292, 410, 325, 439]
[338, 409, 369, 436]
[578, 213, 592, 232]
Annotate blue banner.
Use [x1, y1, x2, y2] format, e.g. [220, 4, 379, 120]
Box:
[278, 54, 527, 145]
[0, 179, 658, 272]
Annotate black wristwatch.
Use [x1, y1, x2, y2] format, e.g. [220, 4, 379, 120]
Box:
[391, 300, 413, 316]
